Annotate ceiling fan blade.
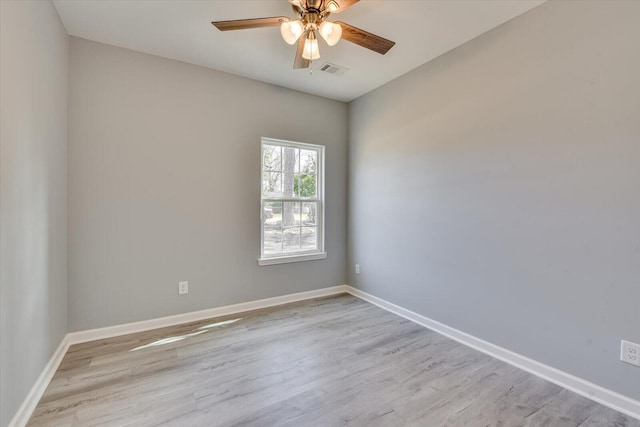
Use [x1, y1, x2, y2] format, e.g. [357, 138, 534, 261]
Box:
[334, 21, 395, 55]
[211, 16, 289, 31]
[327, 0, 359, 13]
[293, 36, 310, 69]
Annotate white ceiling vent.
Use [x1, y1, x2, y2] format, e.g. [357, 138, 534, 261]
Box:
[318, 62, 348, 76]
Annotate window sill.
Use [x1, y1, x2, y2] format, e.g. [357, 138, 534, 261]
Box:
[258, 252, 327, 266]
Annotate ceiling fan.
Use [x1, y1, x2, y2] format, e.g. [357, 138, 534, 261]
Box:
[211, 0, 396, 69]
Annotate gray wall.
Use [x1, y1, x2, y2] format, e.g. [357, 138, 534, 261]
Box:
[68, 38, 348, 331]
[348, 0, 640, 400]
[0, 1, 69, 425]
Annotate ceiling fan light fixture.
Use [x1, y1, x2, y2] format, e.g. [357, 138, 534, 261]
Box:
[280, 20, 304, 45]
[302, 31, 320, 60]
[318, 21, 342, 46]
[327, 1, 340, 12]
[211, 0, 396, 70]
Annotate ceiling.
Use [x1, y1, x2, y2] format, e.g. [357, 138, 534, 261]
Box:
[52, 0, 544, 102]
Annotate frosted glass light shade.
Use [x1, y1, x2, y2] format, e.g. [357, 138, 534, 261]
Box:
[302, 34, 320, 60]
[318, 21, 342, 46]
[280, 20, 304, 45]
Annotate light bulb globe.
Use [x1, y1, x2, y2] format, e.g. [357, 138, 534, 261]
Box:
[318, 21, 342, 46]
[280, 20, 304, 45]
[302, 33, 321, 60]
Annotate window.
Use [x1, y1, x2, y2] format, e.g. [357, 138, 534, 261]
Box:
[259, 138, 325, 265]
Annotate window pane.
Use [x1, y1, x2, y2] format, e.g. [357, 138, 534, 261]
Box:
[264, 226, 282, 254]
[301, 227, 317, 251]
[263, 201, 282, 255]
[262, 172, 283, 198]
[293, 148, 301, 173]
[295, 174, 316, 198]
[281, 201, 299, 228]
[301, 202, 317, 226]
[264, 202, 283, 228]
[283, 227, 301, 252]
[282, 147, 297, 198]
[263, 145, 282, 172]
[263, 201, 282, 223]
[300, 149, 317, 175]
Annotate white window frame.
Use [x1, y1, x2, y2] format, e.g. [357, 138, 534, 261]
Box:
[258, 137, 326, 266]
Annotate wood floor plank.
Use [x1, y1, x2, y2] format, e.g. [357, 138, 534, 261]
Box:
[27, 295, 640, 426]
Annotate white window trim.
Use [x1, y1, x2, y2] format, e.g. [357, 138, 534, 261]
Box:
[259, 137, 325, 266]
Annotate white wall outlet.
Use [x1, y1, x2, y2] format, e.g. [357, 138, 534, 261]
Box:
[355, 264, 360, 274]
[178, 281, 189, 295]
[620, 340, 640, 367]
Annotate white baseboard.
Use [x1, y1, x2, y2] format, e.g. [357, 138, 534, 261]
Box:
[8, 335, 71, 427]
[67, 285, 349, 345]
[344, 285, 640, 421]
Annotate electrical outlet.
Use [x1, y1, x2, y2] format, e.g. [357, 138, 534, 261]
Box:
[620, 340, 640, 367]
[178, 281, 189, 295]
[355, 264, 360, 274]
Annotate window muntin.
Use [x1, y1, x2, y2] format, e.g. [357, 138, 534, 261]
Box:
[260, 138, 324, 263]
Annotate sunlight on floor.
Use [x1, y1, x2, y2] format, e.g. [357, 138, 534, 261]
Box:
[197, 318, 243, 330]
[129, 318, 243, 352]
[130, 330, 208, 352]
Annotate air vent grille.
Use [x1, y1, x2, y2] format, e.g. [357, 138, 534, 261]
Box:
[318, 62, 348, 76]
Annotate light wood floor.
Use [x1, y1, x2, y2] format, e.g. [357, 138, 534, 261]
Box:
[28, 294, 639, 426]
